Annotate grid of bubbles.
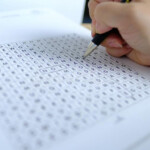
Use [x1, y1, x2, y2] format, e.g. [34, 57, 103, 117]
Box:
[0, 34, 150, 150]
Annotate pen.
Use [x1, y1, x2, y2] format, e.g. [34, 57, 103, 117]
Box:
[83, 0, 131, 59]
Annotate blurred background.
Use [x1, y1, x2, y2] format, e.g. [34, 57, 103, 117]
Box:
[83, 0, 91, 23]
[0, 0, 91, 24]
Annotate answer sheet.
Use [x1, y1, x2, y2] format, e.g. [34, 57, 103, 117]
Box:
[0, 9, 150, 150]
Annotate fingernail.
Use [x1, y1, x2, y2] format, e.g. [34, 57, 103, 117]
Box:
[108, 41, 123, 48]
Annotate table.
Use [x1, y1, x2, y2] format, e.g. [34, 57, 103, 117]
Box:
[82, 23, 91, 30]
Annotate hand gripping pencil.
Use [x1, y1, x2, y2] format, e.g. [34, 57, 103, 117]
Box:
[83, 0, 131, 59]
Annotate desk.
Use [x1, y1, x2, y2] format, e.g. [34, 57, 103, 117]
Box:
[82, 23, 91, 30]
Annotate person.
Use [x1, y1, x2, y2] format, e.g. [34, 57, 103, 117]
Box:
[88, 0, 150, 66]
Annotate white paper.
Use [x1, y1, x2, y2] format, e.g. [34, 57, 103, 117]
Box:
[0, 9, 150, 150]
[0, 0, 86, 23]
[0, 9, 89, 44]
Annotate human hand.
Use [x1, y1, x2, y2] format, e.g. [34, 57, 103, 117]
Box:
[88, 0, 150, 66]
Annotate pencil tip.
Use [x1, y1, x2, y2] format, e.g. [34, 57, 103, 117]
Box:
[83, 42, 97, 59]
[82, 55, 86, 59]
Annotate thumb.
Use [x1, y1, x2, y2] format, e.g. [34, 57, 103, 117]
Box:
[94, 2, 132, 34]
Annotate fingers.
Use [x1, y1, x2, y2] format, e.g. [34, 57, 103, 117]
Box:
[104, 32, 133, 58]
[105, 47, 150, 66]
[94, 2, 132, 33]
[88, 0, 100, 20]
[101, 30, 124, 48]
[127, 50, 150, 66]
[89, 0, 104, 36]
[91, 19, 96, 37]
[88, 0, 100, 36]
[106, 47, 132, 57]
[88, 0, 119, 36]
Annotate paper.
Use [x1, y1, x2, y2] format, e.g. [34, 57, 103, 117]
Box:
[0, 9, 150, 150]
[0, 9, 89, 44]
[0, 0, 86, 23]
[0, 33, 150, 150]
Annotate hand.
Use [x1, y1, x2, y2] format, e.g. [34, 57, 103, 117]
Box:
[88, 0, 150, 66]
